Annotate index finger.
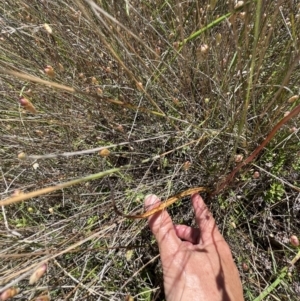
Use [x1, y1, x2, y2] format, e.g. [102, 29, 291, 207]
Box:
[145, 195, 180, 253]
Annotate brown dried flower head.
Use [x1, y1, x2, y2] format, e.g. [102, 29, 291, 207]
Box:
[19, 97, 37, 114]
[44, 65, 55, 78]
[0, 288, 19, 301]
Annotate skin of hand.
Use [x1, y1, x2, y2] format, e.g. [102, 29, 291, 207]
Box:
[144, 193, 244, 301]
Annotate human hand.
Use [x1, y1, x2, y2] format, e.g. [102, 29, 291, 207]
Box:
[145, 193, 244, 301]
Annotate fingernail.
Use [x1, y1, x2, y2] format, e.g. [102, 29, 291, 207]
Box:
[144, 194, 159, 208]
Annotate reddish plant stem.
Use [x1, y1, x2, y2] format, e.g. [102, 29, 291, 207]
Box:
[211, 103, 300, 197]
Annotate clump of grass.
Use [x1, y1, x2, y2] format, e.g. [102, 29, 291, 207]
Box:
[1, 0, 300, 300]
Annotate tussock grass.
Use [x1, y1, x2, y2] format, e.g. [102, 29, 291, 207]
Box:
[0, 0, 300, 300]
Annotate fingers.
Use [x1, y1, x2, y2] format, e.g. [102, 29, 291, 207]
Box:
[174, 224, 200, 244]
[145, 194, 179, 251]
[191, 193, 224, 245]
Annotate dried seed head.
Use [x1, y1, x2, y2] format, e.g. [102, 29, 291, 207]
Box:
[116, 124, 124, 132]
[19, 97, 37, 114]
[44, 65, 55, 78]
[33, 163, 39, 170]
[58, 63, 64, 71]
[287, 95, 299, 103]
[136, 82, 143, 90]
[200, 44, 209, 54]
[234, 154, 243, 163]
[96, 88, 103, 95]
[91, 77, 97, 84]
[43, 23, 52, 34]
[125, 295, 134, 301]
[99, 148, 110, 157]
[242, 262, 249, 271]
[18, 152, 27, 160]
[19, 97, 29, 106]
[169, 32, 175, 39]
[253, 171, 260, 179]
[290, 235, 299, 247]
[239, 12, 246, 19]
[284, 111, 290, 117]
[35, 130, 44, 136]
[29, 263, 47, 285]
[289, 127, 297, 133]
[26, 89, 33, 96]
[173, 41, 179, 49]
[172, 97, 180, 106]
[49, 207, 54, 214]
[0, 288, 19, 301]
[183, 161, 191, 171]
[155, 46, 161, 56]
[235, 1, 244, 9]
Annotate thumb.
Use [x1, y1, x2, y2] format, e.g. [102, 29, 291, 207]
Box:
[144, 194, 179, 250]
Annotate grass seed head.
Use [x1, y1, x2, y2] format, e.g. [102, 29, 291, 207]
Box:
[43, 23, 52, 34]
[183, 161, 191, 171]
[29, 263, 47, 285]
[136, 82, 143, 90]
[235, 1, 244, 9]
[290, 235, 299, 247]
[287, 95, 299, 103]
[96, 88, 103, 95]
[58, 63, 64, 71]
[173, 41, 179, 49]
[234, 154, 243, 163]
[0, 288, 19, 301]
[253, 171, 260, 179]
[242, 262, 249, 271]
[239, 12, 246, 19]
[44, 65, 55, 78]
[19, 97, 37, 114]
[200, 44, 209, 54]
[99, 148, 110, 157]
[18, 152, 27, 160]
